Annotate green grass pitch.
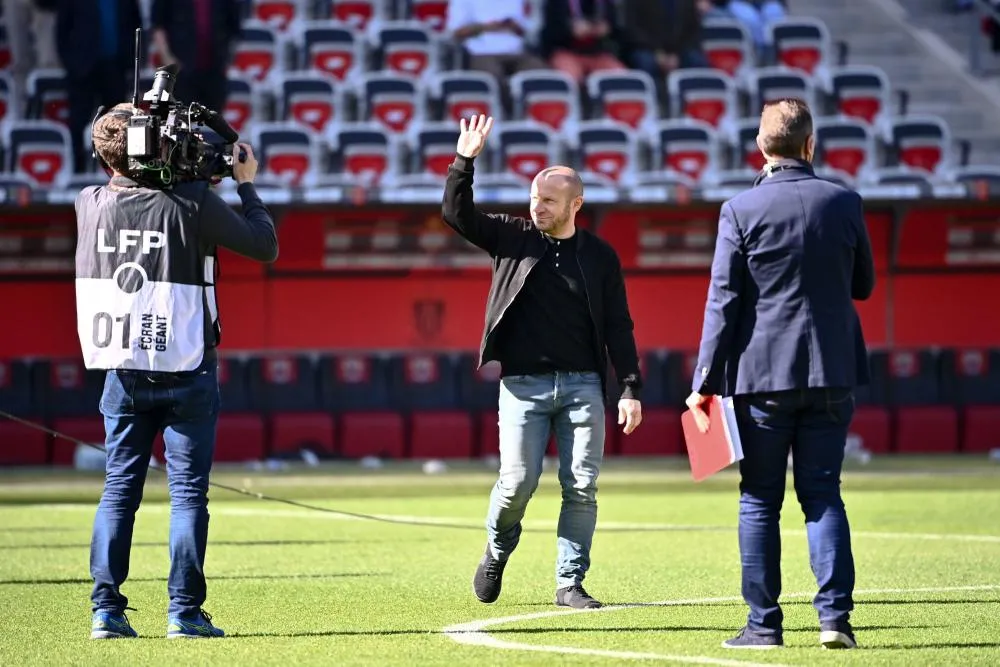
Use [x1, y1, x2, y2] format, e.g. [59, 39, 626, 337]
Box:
[1, 456, 998, 666]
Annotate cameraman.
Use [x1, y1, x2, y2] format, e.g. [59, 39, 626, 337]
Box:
[78, 103, 277, 640]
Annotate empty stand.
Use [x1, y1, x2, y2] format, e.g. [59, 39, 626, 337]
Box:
[408, 121, 460, 176]
[409, 410, 473, 458]
[769, 17, 833, 80]
[430, 70, 503, 122]
[217, 356, 255, 413]
[813, 117, 875, 179]
[890, 116, 952, 174]
[829, 65, 893, 131]
[950, 165, 1000, 198]
[585, 70, 658, 131]
[50, 417, 106, 466]
[0, 358, 37, 416]
[747, 67, 816, 116]
[249, 0, 306, 31]
[572, 120, 638, 184]
[296, 19, 364, 81]
[330, 122, 396, 182]
[253, 122, 322, 186]
[3, 120, 71, 187]
[223, 75, 264, 135]
[389, 352, 459, 410]
[0, 72, 15, 127]
[229, 20, 283, 82]
[358, 72, 423, 132]
[619, 408, 683, 456]
[650, 119, 719, 182]
[277, 72, 344, 133]
[373, 21, 439, 79]
[701, 19, 754, 80]
[406, 0, 449, 32]
[509, 70, 581, 132]
[32, 358, 104, 419]
[25, 69, 68, 124]
[0, 421, 48, 465]
[732, 118, 765, 171]
[494, 121, 558, 182]
[668, 69, 738, 132]
[457, 356, 501, 411]
[319, 0, 383, 30]
[320, 353, 393, 411]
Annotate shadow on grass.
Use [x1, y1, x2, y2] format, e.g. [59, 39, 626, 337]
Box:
[0, 572, 381, 586]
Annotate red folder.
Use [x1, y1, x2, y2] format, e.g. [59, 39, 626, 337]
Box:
[681, 396, 744, 481]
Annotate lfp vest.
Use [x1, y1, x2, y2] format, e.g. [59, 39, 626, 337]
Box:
[74, 181, 219, 372]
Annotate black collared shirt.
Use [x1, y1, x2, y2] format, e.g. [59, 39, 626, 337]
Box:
[494, 232, 601, 376]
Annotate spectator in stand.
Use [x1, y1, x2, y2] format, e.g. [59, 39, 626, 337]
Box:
[713, 0, 787, 61]
[539, 0, 627, 83]
[446, 0, 547, 112]
[55, 0, 144, 173]
[622, 0, 710, 86]
[150, 0, 243, 114]
[3, 0, 60, 99]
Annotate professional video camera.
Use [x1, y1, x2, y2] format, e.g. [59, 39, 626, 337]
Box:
[119, 30, 242, 185]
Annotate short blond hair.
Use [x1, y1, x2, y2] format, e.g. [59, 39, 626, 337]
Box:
[758, 98, 812, 159]
[92, 103, 137, 174]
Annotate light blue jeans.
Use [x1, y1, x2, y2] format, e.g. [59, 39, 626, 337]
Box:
[486, 371, 606, 589]
[727, 0, 787, 48]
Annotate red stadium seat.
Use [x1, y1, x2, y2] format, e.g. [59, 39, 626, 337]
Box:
[409, 411, 473, 458]
[619, 408, 682, 456]
[894, 406, 958, 453]
[849, 406, 891, 453]
[340, 411, 405, 459]
[962, 406, 1000, 453]
[0, 421, 49, 465]
[270, 412, 336, 455]
[215, 414, 266, 462]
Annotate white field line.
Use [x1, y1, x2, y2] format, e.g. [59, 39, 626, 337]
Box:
[441, 584, 1000, 665]
[15, 505, 1000, 544]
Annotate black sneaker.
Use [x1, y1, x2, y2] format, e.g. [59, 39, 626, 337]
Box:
[555, 585, 602, 609]
[820, 622, 857, 649]
[473, 545, 506, 603]
[721, 627, 784, 649]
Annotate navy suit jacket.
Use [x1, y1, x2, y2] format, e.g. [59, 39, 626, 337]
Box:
[56, 0, 144, 80]
[692, 159, 876, 397]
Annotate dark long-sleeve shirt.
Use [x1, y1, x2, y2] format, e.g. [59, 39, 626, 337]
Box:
[199, 182, 279, 262]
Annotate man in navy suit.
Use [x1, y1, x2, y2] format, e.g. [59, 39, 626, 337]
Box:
[687, 98, 875, 651]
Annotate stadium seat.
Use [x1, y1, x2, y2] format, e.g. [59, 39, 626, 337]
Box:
[250, 354, 322, 412]
[408, 121, 461, 176]
[572, 120, 638, 184]
[277, 72, 343, 134]
[732, 118, 765, 171]
[32, 358, 104, 419]
[409, 410, 474, 458]
[650, 119, 719, 182]
[229, 20, 282, 82]
[374, 21, 439, 79]
[339, 411, 405, 458]
[887, 349, 941, 405]
[509, 70, 581, 132]
[3, 120, 72, 187]
[941, 348, 1000, 405]
[668, 69, 738, 132]
[894, 406, 958, 453]
[252, 122, 321, 186]
[430, 70, 503, 122]
[663, 349, 699, 407]
[25, 69, 68, 124]
[628, 169, 698, 203]
[494, 121, 558, 182]
[269, 412, 336, 456]
[321, 0, 382, 30]
[813, 116, 875, 179]
[849, 406, 891, 453]
[215, 414, 267, 462]
[619, 408, 682, 456]
[330, 122, 396, 183]
[962, 406, 1000, 453]
[701, 19, 754, 80]
[639, 350, 669, 407]
[0, 72, 15, 127]
[829, 65, 893, 132]
[320, 353, 393, 411]
[457, 355, 500, 411]
[0, 421, 48, 465]
[585, 70, 658, 131]
[890, 116, 951, 175]
[358, 72, 423, 132]
[0, 358, 37, 416]
[949, 165, 1000, 198]
[223, 75, 265, 135]
[746, 67, 816, 117]
[0, 25, 11, 70]
[406, 0, 449, 32]
[700, 168, 757, 200]
[51, 417, 105, 466]
[857, 167, 934, 200]
[296, 20, 364, 81]
[768, 17, 833, 80]
[217, 355, 255, 413]
[389, 352, 459, 410]
[249, 0, 304, 31]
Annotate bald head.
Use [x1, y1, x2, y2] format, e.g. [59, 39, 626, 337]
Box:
[529, 165, 583, 238]
[532, 165, 584, 198]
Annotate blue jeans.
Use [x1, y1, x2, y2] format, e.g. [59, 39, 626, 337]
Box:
[734, 387, 856, 635]
[726, 0, 787, 50]
[90, 356, 220, 617]
[486, 371, 605, 588]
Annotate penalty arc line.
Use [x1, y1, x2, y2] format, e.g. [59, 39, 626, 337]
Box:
[441, 584, 1000, 666]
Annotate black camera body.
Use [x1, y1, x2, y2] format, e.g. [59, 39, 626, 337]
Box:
[125, 63, 240, 185]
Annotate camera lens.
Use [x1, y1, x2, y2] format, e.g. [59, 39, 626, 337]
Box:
[149, 64, 178, 102]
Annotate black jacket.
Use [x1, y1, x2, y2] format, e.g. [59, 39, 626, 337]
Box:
[442, 155, 642, 401]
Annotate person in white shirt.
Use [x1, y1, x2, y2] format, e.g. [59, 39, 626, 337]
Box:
[446, 0, 548, 100]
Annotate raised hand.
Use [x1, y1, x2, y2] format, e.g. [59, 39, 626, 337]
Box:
[456, 115, 494, 159]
